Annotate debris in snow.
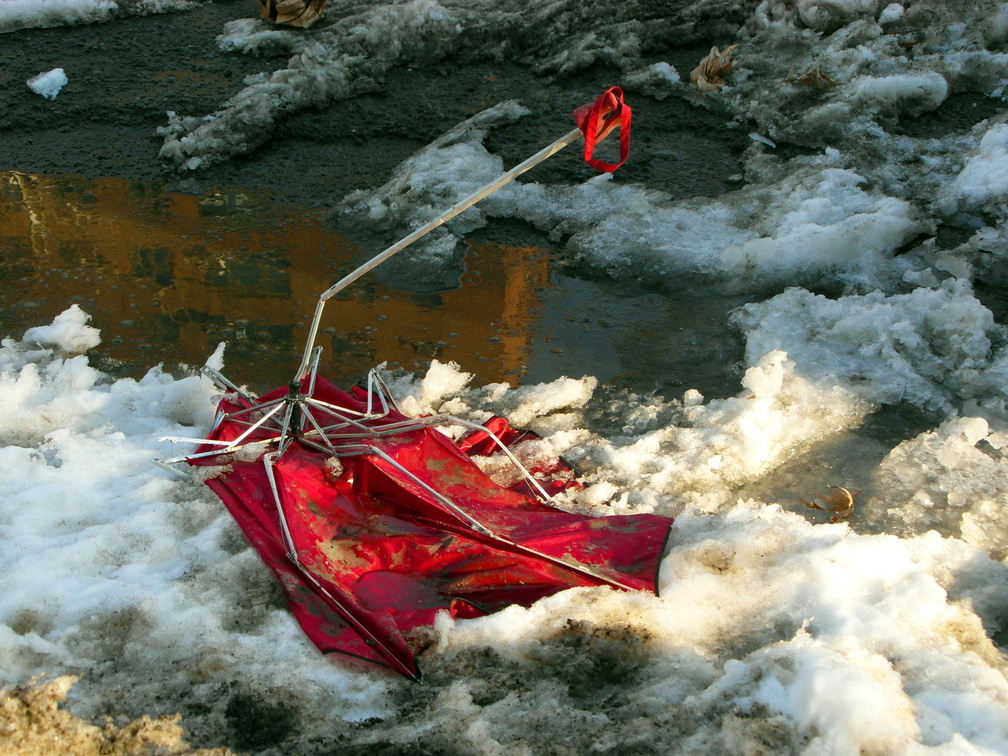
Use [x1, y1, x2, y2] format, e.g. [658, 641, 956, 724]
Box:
[749, 132, 777, 148]
[785, 66, 840, 88]
[801, 485, 861, 522]
[258, 0, 326, 27]
[691, 45, 738, 91]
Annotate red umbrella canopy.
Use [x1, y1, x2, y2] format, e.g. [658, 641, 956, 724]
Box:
[189, 377, 673, 679]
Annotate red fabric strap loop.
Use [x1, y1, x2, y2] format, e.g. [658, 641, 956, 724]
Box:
[572, 86, 632, 173]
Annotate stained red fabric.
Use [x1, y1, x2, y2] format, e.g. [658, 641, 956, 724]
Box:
[572, 86, 632, 172]
[189, 378, 673, 679]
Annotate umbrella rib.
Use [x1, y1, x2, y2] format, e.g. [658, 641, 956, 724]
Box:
[219, 401, 287, 450]
[201, 364, 255, 405]
[340, 443, 495, 538]
[367, 368, 400, 414]
[262, 452, 417, 679]
[299, 404, 340, 454]
[321, 445, 633, 591]
[442, 415, 553, 503]
[220, 397, 286, 422]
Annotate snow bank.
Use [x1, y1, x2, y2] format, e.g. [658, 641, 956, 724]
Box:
[735, 281, 1008, 415]
[0, 0, 193, 32]
[733, 0, 1008, 210]
[335, 111, 925, 293]
[393, 354, 869, 514]
[159, 0, 460, 170]
[159, 0, 747, 170]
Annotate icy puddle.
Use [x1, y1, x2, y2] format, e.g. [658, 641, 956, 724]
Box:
[0, 171, 563, 391]
[0, 170, 544, 389]
[0, 170, 747, 397]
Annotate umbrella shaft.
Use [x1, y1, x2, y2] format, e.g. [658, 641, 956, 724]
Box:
[295, 126, 583, 381]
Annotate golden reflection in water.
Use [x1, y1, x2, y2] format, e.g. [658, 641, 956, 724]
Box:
[0, 171, 550, 390]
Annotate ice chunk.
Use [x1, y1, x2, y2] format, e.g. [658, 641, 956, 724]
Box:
[871, 416, 1008, 556]
[623, 61, 681, 100]
[26, 68, 68, 100]
[942, 123, 1008, 217]
[401, 359, 474, 416]
[878, 3, 903, 24]
[846, 72, 948, 118]
[21, 305, 99, 354]
[204, 341, 226, 373]
[796, 0, 880, 31]
[736, 282, 1006, 413]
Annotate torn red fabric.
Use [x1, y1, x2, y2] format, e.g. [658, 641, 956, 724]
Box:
[572, 86, 632, 172]
[189, 378, 673, 679]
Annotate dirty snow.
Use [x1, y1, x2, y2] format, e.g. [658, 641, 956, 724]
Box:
[0, 0, 194, 32]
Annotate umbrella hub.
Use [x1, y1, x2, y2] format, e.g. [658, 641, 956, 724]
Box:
[284, 380, 305, 441]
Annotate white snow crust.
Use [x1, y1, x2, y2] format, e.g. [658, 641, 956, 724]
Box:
[0, 0, 193, 32]
[735, 281, 1008, 414]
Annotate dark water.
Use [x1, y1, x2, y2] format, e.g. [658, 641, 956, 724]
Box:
[0, 0, 760, 401]
[0, 170, 747, 398]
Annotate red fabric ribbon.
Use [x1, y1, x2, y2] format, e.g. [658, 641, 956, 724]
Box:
[572, 86, 632, 172]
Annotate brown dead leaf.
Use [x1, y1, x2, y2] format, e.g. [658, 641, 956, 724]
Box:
[785, 66, 840, 88]
[691, 45, 739, 92]
[258, 0, 327, 27]
[800, 485, 861, 522]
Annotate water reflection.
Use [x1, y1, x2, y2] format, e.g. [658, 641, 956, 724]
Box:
[0, 172, 550, 391]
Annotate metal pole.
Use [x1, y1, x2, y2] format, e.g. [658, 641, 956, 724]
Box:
[295, 126, 584, 381]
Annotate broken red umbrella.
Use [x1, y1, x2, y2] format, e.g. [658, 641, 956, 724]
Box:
[159, 88, 671, 680]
